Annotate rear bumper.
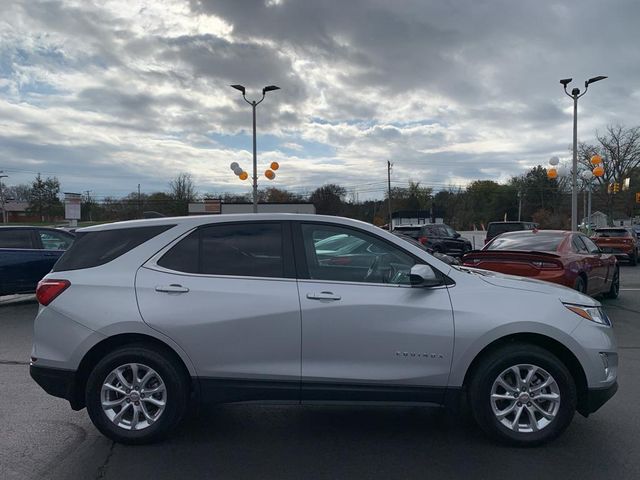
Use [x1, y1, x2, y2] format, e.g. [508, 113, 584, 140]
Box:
[579, 382, 618, 416]
[30, 364, 84, 410]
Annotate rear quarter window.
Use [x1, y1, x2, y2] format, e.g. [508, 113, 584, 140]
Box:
[52, 225, 174, 271]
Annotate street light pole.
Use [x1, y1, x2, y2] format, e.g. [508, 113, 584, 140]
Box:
[231, 84, 280, 213]
[560, 75, 607, 231]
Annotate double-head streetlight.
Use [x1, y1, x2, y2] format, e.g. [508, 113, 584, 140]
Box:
[230, 84, 280, 213]
[559, 75, 607, 231]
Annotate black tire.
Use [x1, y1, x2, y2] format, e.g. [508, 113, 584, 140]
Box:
[604, 267, 620, 299]
[86, 344, 190, 444]
[574, 276, 587, 294]
[468, 343, 577, 447]
[630, 252, 637, 266]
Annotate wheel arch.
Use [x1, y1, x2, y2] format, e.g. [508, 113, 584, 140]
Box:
[70, 333, 196, 410]
[461, 332, 590, 416]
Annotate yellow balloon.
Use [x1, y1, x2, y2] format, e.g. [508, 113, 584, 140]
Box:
[590, 155, 603, 165]
[239, 171, 248, 180]
[270, 161, 280, 171]
[592, 165, 604, 177]
[547, 168, 558, 179]
[265, 169, 275, 180]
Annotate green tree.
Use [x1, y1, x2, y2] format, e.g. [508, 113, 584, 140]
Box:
[29, 174, 62, 221]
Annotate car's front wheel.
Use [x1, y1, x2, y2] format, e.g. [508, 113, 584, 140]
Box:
[86, 344, 190, 444]
[468, 343, 577, 446]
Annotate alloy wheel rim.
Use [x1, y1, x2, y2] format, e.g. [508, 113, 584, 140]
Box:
[490, 364, 560, 433]
[100, 363, 167, 431]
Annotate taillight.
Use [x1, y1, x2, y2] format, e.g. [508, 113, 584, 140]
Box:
[36, 279, 71, 306]
[531, 261, 563, 270]
[419, 236, 428, 245]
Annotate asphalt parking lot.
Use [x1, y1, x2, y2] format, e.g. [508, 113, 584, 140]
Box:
[1, 267, 639, 480]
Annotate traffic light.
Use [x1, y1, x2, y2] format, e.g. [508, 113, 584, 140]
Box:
[613, 183, 620, 194]
[636, 192, 640, 204]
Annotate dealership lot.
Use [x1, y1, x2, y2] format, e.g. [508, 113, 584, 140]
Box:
[1, 267, 639, 480]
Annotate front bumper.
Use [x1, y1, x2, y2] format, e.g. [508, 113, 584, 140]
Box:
[579, 381, 618, 416]
[30, 364, 84, 410]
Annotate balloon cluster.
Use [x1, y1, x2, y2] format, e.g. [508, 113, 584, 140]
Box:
[546, 155, 604, 181]
[229, 161, 281, 181]
[230, 162, 248, 180]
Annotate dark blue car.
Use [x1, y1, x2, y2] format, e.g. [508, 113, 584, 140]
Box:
[0, 226, 74, 296]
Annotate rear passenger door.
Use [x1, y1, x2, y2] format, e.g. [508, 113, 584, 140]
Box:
[135, 221, 301, 401]
[0, 228, 39, 295]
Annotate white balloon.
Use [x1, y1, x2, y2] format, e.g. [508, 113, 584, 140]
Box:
[557, 165, 569, 177]
[232, 166, 243, 175]
[581, 170, 594, 180]
[549, 156, 560, 166]
[230, 162, 239, 170]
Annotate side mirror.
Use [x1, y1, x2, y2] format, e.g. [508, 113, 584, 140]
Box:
[410, 264, 441, 287]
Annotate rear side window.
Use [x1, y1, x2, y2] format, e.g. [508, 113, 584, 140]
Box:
[158, 223, 284, 278]
[53, 225, 173, 272]
[0, 229, 34, 248]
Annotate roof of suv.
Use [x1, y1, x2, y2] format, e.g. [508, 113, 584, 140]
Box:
[77, 213, 378, 233]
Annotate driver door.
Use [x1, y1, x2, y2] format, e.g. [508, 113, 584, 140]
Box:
[294, 222, 455, 402]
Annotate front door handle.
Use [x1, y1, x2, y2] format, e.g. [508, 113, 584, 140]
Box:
[155, 284, 190, 294]
[306, 291, 341, 301]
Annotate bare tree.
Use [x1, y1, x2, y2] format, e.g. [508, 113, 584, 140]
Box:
[169, 173, 198, 215]
[578, 125, 640, 217]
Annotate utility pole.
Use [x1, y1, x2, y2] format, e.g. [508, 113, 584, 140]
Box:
[84, 190, 92, 222]
[517, 190, 522, 221]
[387, 161, 393, 232]
[137, 183, 141, 218]
[0, 172, 8, 224]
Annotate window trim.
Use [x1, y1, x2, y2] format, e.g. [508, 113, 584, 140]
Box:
[292, 221, 450, 287]
[149, 220, 296, 280]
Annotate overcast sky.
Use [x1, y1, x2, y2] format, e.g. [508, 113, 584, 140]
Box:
[1, 0, 639, 200]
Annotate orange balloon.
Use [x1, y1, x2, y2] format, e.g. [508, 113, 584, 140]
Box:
[239, 171, 248, 180]
[265, 169, 275, 180]
[547, 168, 558, 179]
[270, 161, 280, 171]
[590, 154, 603, 165]
[592, 165, 604, 177]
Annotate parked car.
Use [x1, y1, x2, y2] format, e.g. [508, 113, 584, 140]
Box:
[393, 223, 471, 256]
[0, 226, 75, 296]
[485, 221, 538, 244]
[462, 230, 618, 297]
[591, 228, 639, 266]
[393, 232, 460, 265]
[31, 215, 617, 446]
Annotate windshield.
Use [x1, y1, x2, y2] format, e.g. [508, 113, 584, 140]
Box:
[486, 233, 563, 252]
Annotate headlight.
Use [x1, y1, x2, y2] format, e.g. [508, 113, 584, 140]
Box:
[563, 303, 611, 326]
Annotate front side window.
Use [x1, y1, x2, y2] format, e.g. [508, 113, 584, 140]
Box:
[39, 230, 74, 250]
[301, 224, 416, 285]
[158, 223, 284, 278]
[0, 229, 33, 249]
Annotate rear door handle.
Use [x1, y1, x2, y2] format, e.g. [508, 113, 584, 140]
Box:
[306, 291, 341, 301]
[155, 284, 190, 294]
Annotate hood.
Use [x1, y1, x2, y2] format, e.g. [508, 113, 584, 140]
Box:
[458, 267, 600, 306]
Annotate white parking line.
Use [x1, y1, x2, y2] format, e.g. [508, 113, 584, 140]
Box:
[620, 288, 640, 291]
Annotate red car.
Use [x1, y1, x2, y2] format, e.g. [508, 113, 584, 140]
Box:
[591, 227, 639, 266]
[462, 230, 618, 298]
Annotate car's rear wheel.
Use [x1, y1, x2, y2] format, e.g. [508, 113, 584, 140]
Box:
[604, 267, 620, 299]
[468, 343, 576, 446]
[86, 345, 189, 444]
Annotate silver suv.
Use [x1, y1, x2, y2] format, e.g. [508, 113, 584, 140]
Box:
[30, 214, 617, 446]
